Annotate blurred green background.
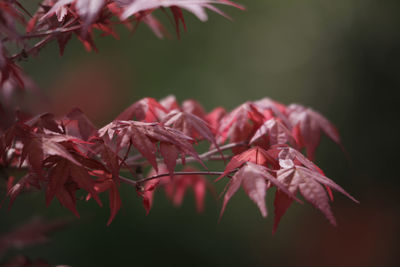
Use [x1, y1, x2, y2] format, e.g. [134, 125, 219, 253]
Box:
[2, 0, 400, 266]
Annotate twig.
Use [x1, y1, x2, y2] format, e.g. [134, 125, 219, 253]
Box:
[119, 170, 233, 188]
[135, 171, 226, 185]
[10, 35, 52, 61]
[124, 141, 247, 167]
[20, 25, 82, 40]
[119, 175, 137, 186]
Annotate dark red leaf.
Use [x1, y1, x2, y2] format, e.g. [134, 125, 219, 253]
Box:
[217, 102, 265, 149]
[250, 118, 297, 148]
[116, 97, 167, 122]
[287, 104, 341, 160]
[216, 146, 277, 181]
[219, 162, 299, 220]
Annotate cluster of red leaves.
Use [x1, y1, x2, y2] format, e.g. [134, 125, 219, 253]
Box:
[1, 95, 358, 233]
[0, 0, 241, 93]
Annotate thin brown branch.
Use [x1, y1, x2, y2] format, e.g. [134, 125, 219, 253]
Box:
[197, 141, 247, 160]
[10, 35, 52, 61]
[119, 170, 235, 188]
[20, 25, 82, 40]
[124, 141, 247, 167]
[135, 171, 226, 185]
[119, 175, 137, 186]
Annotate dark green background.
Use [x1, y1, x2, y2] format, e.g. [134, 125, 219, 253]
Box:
[2, 0, 399, 266]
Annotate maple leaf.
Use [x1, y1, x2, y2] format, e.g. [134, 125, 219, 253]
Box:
[205, 107, 226, 135]
[86, 170, 122, 225]
[137, 164, 172, 214]
[45, 157, 102, 217]
[268, 144, 323, 172]
[216, 102, 265, 151]
[161, 110, 218, 146]
[269, 144, 339, 200]
[216, 146, 278, 179]
[250, 118, 297, 148]
[253, 97, 290, 126]
[273, 162, 358, 233]
[24, 113, 63, 134]
[63, 108, 97, 141]
[287, 104, 342, 160]
[116, 97, 167, 122]
[159, 95, 180, 112]
[219, 162, 299, 219]
[99, 120, 203, 174]
[6, 123, 89, 177]
[181, 99, 207, 119]
[23, 133, 91, 170]
[137, 178, 160, 215]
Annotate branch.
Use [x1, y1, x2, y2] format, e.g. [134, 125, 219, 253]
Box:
[10, 35, 52, 61]
[124, 141, 247, 166]
[20, 25, 82, 40]
[198, 141, 247, 160]
[119, 170, 232, 188]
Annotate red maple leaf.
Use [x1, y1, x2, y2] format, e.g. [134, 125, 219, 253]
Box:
[162, 110, 217, 146]
[99, 120, 203, 174]
[217, 146, 278, 179]
[181, 99, 207, 119]
[116, 97, 167, 122]
[159, 95, 180, 112]
[273, 161, 358, 233]
[45, 157, 102, 217]
[250, 118, 297, 148]
[216, 102, 265, 152]
[287, 104, 342, 160]
[205, 107, 226, 135]
[218, 162, 299, 219]
[253, 97, 290, 126]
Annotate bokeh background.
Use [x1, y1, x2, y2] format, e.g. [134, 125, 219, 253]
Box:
[2, 0, 400, 266]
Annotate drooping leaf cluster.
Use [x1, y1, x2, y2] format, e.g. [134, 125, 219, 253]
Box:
[0, 0, 242, 114]
[1, 95, 358, 232]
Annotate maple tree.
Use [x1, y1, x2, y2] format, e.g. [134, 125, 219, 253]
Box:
[0, 1, 359, 263]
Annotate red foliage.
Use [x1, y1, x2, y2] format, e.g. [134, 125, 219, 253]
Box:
[0, 0, 358, 247]
[1, 94, 358, 231]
